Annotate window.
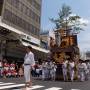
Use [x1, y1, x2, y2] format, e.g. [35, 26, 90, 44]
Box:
[36, 28, 40, 36]
[19, 2, 23, 12]
[14, 15, 17, 25]
[21, 19, 25, 29]
[3, 9, 39, 36]
[17, 17, 21, 27]
[37, 15, 40, 23]
[22, 4, 26, 13]
[27, 0, 33, 5]
[27, 8, 30, 16]
[33, 27, 36, 35]
[27, 0, 41, 11]
[27, 24, 30, 33]
[25, 7, 28, 15]
[31, 25, 34, 34]
[30, 10, 33, 19]
[12, 0, 19, 8]
[7, 0, 12, 4]
[29, 24, 32, 32]
[11, 13, 15, 24]
[7, 0, 40, 24]
[3, 9, 12, 22]
[38, 29, 40, 36]
[32, 12, 35, 19]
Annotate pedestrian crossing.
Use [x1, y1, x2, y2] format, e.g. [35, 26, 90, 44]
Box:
[0, 82, 14, 86]
[71, 89, 80, 90]
[0, 82, 24, 90]
[45, 87, 62, 90]
[21, 85, 44, 90]
[0, 82, 80, 90]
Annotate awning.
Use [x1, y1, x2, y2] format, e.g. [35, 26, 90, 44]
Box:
[0, 17, 49, 53]
[21, 41, 49, 53]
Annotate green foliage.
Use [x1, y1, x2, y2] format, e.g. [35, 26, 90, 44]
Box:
[50, 4, 72, 29]
[50, 4, 85, 34]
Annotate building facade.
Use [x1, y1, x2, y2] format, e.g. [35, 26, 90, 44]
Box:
[1, 0, 42, 45]
[0, 0, 49, 61]
[40, 31, 49, 49]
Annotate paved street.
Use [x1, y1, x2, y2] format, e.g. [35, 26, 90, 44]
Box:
[0, 77, 90, 90]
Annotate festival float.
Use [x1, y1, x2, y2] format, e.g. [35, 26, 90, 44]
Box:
[49, 28, 80, 80]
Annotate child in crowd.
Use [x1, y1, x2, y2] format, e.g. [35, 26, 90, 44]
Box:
[18, 65, 24, 77]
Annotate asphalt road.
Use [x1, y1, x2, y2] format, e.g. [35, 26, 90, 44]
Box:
[0, 77, 90, 90]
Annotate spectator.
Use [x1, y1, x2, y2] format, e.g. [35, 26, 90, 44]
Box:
[3, 60, 9, 78]
[18, 65, 24, 77]
[0, 60, 3, 77]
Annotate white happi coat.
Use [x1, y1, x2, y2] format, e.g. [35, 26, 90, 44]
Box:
[86, 62, 90, 74]
[62, 60, 68, 75]
[62, 60, 68, 81]
[69, 61, 75, 81]
[78, 63, 86, 81]
[50, 63, 57, 78]
[42, 62, 47, 80]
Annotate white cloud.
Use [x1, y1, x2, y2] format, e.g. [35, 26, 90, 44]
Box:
[78, 19, 90, 52]
[79, 18, 89, 25]
[68, 14, 90, 29]
[70, 13, 89, 24]
[69, 13, 77, 17]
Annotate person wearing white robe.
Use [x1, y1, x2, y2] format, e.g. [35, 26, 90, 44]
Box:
[24, 46, 35, 87]
[62, 60, 68, 81]
[69, 60, 75, 82]
[42, 61, 47, 80]
[50, 62, 57, 81]
[78, 60, 86, 81]
[83, 62, 88, 81]
[85, 61, 90, 80]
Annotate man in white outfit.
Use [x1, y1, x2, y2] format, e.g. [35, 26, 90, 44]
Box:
[42, 61, 47, 80]
[24, 46, 35, 87]
[78, 60, 86, 81]
[69, 59, 75, 82]
[50, 62, 57, 81]
[85, 61, 90, 80]
[83, 61, 88, 81]
[62, 60, 68, 81]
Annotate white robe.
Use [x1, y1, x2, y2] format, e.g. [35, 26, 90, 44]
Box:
[69, 62, 75, 81]
[24, 51, 35, 82]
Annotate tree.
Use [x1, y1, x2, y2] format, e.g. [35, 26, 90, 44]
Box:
[50, 4, 85, 35]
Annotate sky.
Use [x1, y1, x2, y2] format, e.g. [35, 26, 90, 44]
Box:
[41, 0, 90, 52]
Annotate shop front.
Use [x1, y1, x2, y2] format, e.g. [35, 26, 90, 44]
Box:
[0, 23, 49, 64]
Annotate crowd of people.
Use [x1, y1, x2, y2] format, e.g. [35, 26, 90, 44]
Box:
[0, 58, 90, 82]
[31, 59, 90, 82]
[62, 59, 90, 82]
[0, 59, 23, 78]
[31, 61, 57, 81]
